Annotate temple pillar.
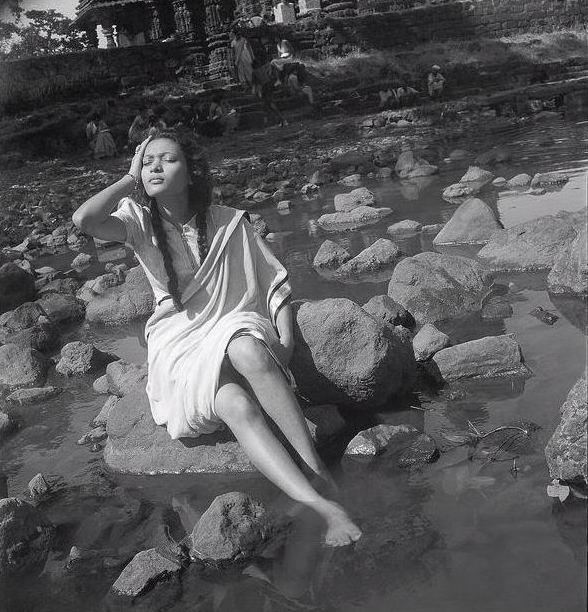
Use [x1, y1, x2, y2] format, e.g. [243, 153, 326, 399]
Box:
[204, 0, 236, 81]
[146, 0, 163, 41]
[101, 24, 117, 48]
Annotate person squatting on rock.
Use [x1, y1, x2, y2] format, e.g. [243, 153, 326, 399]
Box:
[71, 128, 362, 547]
[428, 64, 446, 99]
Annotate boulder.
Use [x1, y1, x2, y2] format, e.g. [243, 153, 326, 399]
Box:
[338, 239, 402, 275]
[442, 167, 494, 200]
[0, 497, 54, 576]
[190, 492, 277, 564]
[77, 273, 122, 302]
[6, 386, 61, 406]
[432, 335, 530, 381]
[333, 187, 375, 212]
[93, 395, 119, 427]
[0, 263, 35, 314]
[362, 294, 415, 329]
[290, 298, 415, 408]
[105, 360, 149, 397]
[344, 424, 418, 456]
[0, 302, 45, 342]
[0, 411, 16, 440]
[433, 198, 502, 246]
[388, 252, 493, 323]
[545, 373, 587, 482]
[547, 226, 587, 296]
[85, 266, 154, 325]
[530, 172, 569, 188]
[0, 344, 48, 389]
[111, 548, 182, 597]
[93, 374, 110, 394]
[412, 324, 450, 361]
[442, 182, 480, 199]
[386, 220, 422, 235]
[317, 206, 393, 232]
[313, 240, 352, 269]
[398, 434, 440, 468]
[506, 173, 532, 188]
[104, 384, 254, 474]
[459, 166, 494, 185]
[71, 253, 93, 268]
[477, 214, 578, 271]
[5, 320, 60, 353]
[395, 150, 438, 179]
[56, 341, 118, 376]
[35, 293, 85, 325]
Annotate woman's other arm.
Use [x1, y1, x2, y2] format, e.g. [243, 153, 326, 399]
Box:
[275, 302, 294, 363]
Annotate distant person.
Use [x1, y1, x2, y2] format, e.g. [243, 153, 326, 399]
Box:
[147, 107, 167, 134]
[395, 81, 418, 106]
[230, 29, 254, 89]
[86, 111, 117, 159]
[128, 107, 149, 149]
[428, 65, 446, 99]
[271, 39, 314, 106]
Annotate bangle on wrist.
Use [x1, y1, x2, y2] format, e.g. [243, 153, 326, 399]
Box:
[125, 173, 139, 190]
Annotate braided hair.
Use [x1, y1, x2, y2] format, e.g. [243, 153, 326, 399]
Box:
[135, 127, 212, 311]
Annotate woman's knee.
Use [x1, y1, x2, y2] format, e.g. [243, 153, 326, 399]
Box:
[227, 336, 273, 377]
[215, 384, 261, 428]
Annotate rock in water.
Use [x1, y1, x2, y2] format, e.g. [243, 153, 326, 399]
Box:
[313, 240, 352, 269]
[344, 424, 418, 456]
[111, 548, 182, 597]
[432, 335, 530, 381]
[362, 294, 415, 329]
[333, 187, 375, 212]
[190, 492, 276, 564]
[433, 198, 502, 246]
[387, 252, 493, 323]
[477, 214, 578, 271]
[547, 226, 587, 296]
[412, 324, 450, 361]
[397, 434, 440, 468]
[338, 239, 403, 275]
[56, 341, 118, 376]
[0, 497, 54, 576]
[0, 344, 48, 388]
[545, 373, 587, 482]
[291, 298, 416, 408]
[0, 263, 35, 314]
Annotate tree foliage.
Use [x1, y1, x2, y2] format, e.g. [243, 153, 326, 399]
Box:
[1, 4, 89, 59]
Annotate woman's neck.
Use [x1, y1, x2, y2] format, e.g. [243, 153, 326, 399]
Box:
[156, 191, 194, 225]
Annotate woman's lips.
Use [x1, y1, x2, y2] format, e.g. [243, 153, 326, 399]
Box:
[149, 177, 164, 184]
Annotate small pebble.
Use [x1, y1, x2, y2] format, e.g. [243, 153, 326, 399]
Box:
[90, 443, 103, 453]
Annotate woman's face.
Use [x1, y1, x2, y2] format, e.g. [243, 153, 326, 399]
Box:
[141, 138, 190, 198]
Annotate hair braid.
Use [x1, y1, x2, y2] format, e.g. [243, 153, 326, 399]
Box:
[149, 198, 184, 311]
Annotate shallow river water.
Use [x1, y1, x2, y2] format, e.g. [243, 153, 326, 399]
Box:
[1, 117, 586, 612]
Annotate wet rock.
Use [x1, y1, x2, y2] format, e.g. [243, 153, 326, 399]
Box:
[432, 335, 530, 381]
[276, 200, 290, 211]
[388, 252, 493, 323]
[78, 425, 108, 445]
[317, 206, 393, 232]
[333, 187, 375, 212]
[190, 492, 277, 564]
[0, 497, 54, 576]
[27, 473, 50, 502]
[338, 174, 362, 187]
[37, 277, 82, 297]
[93, 395, 119, 427]
[412, 324, 450, 361]
[398, 434, 440, 468]
[421, 223, 445, 235]
[313, 240, 352, 269]
[547, 226, 587, 296]
[480, 296, 513, 319]
[442, 167, 494, 200]
[545, 373, 587, 482]
[35, 293, 85, 325]
[0, 263, 36, 313]
[111, 548, 182, 597]
[474, 146, 511, 166]
[387, 219, 422, 235]
[395, 150, 438, 179]
[291, 298, 416, 408]
[105, 360, 149, 397]
[56, 341, 117, 376]
[506, 173, 532, 188]
[104, 384, 254, 474]
[6, 386, 61, 406]
[85, 266, 154, 326]
[338, 239, 402, 275]
[303, 404, 347, 446]
[477, 214, 578, 271]
[362, 294, 415, 329]
[0, 411, 16, 440]
[77, 273, 122, 302]
[71, 253, 92, 268]
[433, 198, 502, 246]
[0, 344, 48, 389]
[93, 374, 110, 394]
[344, 424, 418, 456]
[492, 177, 507, 187]
[530, 172, 569, 188]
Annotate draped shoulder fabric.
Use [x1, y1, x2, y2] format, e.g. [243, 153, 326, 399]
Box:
[112, 202, 293, 439]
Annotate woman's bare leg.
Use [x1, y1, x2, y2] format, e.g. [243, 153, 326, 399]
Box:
[214, 366, 361, 547]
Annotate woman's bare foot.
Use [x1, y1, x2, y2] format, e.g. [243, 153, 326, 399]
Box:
[307, 499, 362, 547]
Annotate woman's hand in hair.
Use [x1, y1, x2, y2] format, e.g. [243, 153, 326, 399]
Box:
[129, 135, 152, 183]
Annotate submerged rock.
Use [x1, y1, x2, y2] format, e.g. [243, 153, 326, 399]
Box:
[56, 341, 118, 376]
[432, 335, 530, 381]
[6, 386, 61, 405]
[397, 434, 440, 468]
[111, 548, 182, 597]
[388, 252, 493, 323]
[387, 220, 422, 235]
[0, 263, 36, 314]
[190, 492, 278, 564]
[547, 226, 587, 297]
[344, 424, 418, 456]
[442, 166, 494, 200]
[477, 214, 578, 271]
[545, 373, 587, 482]
[338, 239, 402, 275]
[291, 298, 416, 408]
[317, 206, 393, 232]
[333, 187, 375, 212]
[395, 150, 438, 179]
[0, 497, 54, 576]
[312, 240, 352, 269]
[433, 198, 502, 246]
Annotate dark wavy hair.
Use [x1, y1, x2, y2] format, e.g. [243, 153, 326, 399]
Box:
[135, 127, 212, 311]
